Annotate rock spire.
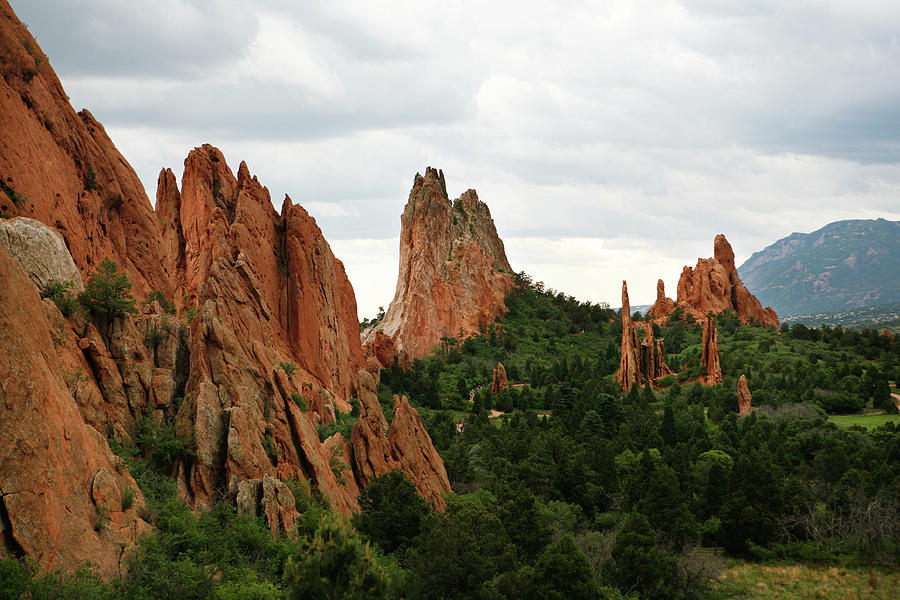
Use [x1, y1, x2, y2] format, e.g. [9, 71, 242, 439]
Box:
[737, 374, 752, 416]
[701, 317, 723, 385]
[616, 281, 674, 391]
[362, 167, 514, 365]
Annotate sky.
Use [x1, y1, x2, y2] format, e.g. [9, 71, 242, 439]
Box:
[11, 0, 900, 317]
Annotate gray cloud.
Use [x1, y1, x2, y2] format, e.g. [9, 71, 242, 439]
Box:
[9, 0, 900, 314]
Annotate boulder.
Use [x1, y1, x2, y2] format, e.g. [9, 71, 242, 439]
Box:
[0, 217, 83, 290]
[491, 362, 509, 393]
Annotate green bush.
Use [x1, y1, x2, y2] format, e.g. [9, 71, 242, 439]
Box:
[291, 393, 306, 411]
[145, 290, 176, 314]
[41, 279, 78, 316]
[279, 361, 297, 376]
[79, 258, 137, 321]
[122, 486, 136, 511]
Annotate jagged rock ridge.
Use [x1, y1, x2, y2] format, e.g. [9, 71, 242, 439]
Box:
[676, 234, 778, 327]
[363, 167, 514, 365]
[0, 1, 451, 575]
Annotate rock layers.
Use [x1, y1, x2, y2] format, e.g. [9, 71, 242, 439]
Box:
[363, 167, 514, 364]
[616, 281, 674, 391]
[676, 235, 778, 327]
[737, 374, 752, 416]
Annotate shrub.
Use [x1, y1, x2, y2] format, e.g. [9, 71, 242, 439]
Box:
[122, 486, 136, 511]
[262, 433, 278, 465]
[85, 166, 99, 191]
[79, 258, 137, 321]
[41, 279, 78, 316]
[352, 471, 429, 554]
[144, 324, 165, 349]
[94, 504, 110, 531]
[279, 361, 297, 376]
[291, 393, 306, 411]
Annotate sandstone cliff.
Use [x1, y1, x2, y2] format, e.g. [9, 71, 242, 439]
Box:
[0, 0, 453, 573]
[0, 1, 168, 299]
[676, 235, 778, 327]
[616, 281, 674, 391]
[363, 167, 514, 364]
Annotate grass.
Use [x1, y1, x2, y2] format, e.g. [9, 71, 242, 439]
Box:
[828, 414, 900, 429]
[712, 561, 900, 599]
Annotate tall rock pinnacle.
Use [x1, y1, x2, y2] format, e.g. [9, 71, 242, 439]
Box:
[701, 316, 723, 385]
[363, 167, 514, 364]
[616, 281, 674, 391]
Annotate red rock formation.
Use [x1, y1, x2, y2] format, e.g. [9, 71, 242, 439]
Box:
[676, 235, 778, 327]
[701, 317, 723, 385]
[0, 1, 453, 569]
[491, 362, 509, 393]
[617, 281, 674, 391]
[363, 167, 514, 363]
[647, 279, 675, 319]
[737, 374, 752, 416]
[0, 2, 169, 299]
[0, 245, 149, 577]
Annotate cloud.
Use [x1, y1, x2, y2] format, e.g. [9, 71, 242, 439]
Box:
[10, 0, 900, 318]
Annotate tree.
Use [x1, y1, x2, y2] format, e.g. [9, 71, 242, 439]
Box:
[352, 471, 429, 554]
[530, 535, 600, 600]
[602, 512, 679, 599]
[79, 258, 136, 321]
[283, 517, 390, 600]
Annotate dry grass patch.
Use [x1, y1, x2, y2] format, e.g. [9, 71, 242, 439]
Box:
[713, 561, 900, 599]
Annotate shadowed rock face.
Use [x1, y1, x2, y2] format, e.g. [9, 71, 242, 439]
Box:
[617, 281, 674, 391]
[676, 235, 779, 327]
[363, 167, 514, 364]
[737, 374, 752, 416]
[0, 0, 452, 572]
[0, 1, 168, 299]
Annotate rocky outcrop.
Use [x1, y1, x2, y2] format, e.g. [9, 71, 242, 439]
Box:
[351, 372, 451, 511]
[0, 245, 149, 578]
[701, 317, 723, 385]
[236, 476, 298, 540]
[737, 374, 752, 416]
[0, 2, 169, 299]
[676, 235, 778, 327]
[491, 362, 509, 393]
[0, 217, 84, 290]
[363, 167, 514, 363]
[647, 279, 675, 319]
[616, 281, 674, 391]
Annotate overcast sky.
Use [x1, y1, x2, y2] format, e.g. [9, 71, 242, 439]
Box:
[12, 0, 900, 316]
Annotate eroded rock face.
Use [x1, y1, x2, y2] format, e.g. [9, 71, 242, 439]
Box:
[676, 235, 778, 327]
[0, 246, 149, 577]
[0, 3, 169, 299]
[737, 374, 752, 416]
[363, 167, 514, 363]
[616, 281, 674, 391]
[701, 317, 723, 386]
[491, 362, 509, 393]
[647, 279, 674, 319]
[0, 217, 84, 290]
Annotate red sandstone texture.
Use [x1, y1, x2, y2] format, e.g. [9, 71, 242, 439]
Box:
[491, 362, 509, 393]
[0, 246, 150, 577]
[737, 374, 752, 416]
[363, 167, 514, 363]
[616, 281, 674, 391]
[676, 235, 778, 327]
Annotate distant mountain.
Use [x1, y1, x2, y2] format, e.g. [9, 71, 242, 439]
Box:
[738, 219, 900, 316]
